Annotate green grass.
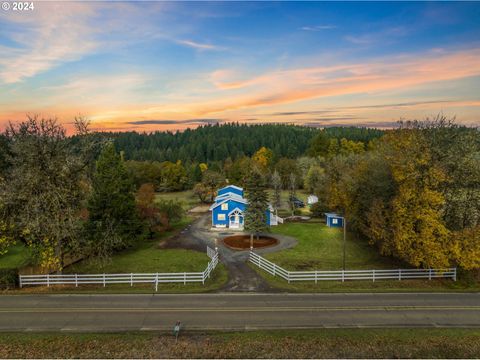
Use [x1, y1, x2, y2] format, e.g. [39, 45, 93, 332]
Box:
[15, 217, 228, 294]
[155, 190, 201, 211]
[269, 220, 395, 270]
[256, 220, 480, 292]
[1, 329, 479, 358]
[0, 243, 31, 269]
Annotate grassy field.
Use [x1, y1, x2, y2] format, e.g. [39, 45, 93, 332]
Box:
[1, 329, 479, 358]
[269, 220, 395, 271]
[254, 220, 479, 292]
[155, 190, 201, 211]
[0, 243, 31, 269]
[15, 217, 228, 294]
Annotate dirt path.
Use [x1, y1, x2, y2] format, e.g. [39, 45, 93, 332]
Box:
[165, 214, 286, 292]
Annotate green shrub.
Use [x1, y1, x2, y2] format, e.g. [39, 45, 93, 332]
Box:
[310, 202, 328, 218]
[0, 268, 18, 289]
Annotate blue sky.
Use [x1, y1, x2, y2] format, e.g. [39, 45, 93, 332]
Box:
[1, 1, 479, 131]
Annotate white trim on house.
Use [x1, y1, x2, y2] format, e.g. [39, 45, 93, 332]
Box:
[214, 192, 244, 202]
[228, 208, 244, 229]
[209, 196, 248, 210]
[228, 207, 244, 216]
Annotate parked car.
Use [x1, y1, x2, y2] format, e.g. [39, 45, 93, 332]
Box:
[289, 196, 305, 208]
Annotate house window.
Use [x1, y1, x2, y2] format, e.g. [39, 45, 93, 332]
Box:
[218, 214, 226, 220]
[221, 203, 228, 210]
[332, 218, 338, 224]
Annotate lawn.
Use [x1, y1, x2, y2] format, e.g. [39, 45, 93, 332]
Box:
[155, 190, 201, 211]
[256, 220, 479, 292]
[1, 329, 479, 358]
[0, 243, 31, 269]
[16, 217, 228, 294]
[268, 220, 395, 270]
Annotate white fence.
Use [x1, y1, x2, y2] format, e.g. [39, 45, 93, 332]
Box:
[249, 251, 456, 283]
[19, 247, 219, 291]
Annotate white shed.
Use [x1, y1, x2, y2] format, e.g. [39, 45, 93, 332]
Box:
[307, 195, 318, 205]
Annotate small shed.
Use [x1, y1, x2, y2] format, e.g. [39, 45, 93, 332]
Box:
[325, 212, 344, 228]
[307, 195, 318, 205]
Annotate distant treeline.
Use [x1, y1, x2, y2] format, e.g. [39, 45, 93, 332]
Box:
[100, 123, 385, 163]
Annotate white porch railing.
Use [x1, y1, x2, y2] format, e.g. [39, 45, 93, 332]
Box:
[19, 247, 219, 291]
[249, 251, 456, 283]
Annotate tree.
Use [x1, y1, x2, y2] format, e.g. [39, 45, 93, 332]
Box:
[158, 160, 187, 191]
[252, 146, 274, 174]
[271, 170, 282, 215]
[0, 116, 97, 270]
[307, 130, 330, 157]
[136, 183, 160, 232]
[244, 170, 269, 244]
[275, 158, 300, 188]
[201, 170, 225, 202]
[289, 173, 297, 216]
[304, 165, 324, 194]
[157, 200, 184, 230]
[84, 143, 146, 261]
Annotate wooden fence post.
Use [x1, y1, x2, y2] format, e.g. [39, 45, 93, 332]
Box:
[130, 273, 133, 286]
[315, 271, 317, 284]
[47, 274, 50, 287]
[19, 275, 22, 288]
[373, 269, 375, 282]
[429, 268, 432, 281]
[398, 269, 402, 281]
[342, 270, 344, 283]
[155, 273, 158, 292]
[453, 268, 457, 282]
[103, 273, 106, 287]
[75, 274, 78, 287]
[184, 272, 186, 285]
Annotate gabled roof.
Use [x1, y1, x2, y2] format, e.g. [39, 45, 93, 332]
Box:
[215, 192, 244, 202]
[228, 207, 244, 216]
[219, 184, 243, 192]
[209, 195, 248, 210]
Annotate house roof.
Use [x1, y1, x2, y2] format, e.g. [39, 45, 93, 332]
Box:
[219, 184, 243, 192]
[209, 195, 248, 210]
[215, 192, 244, 202]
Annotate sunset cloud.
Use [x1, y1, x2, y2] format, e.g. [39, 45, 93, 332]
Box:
[1, 2, 479, 131]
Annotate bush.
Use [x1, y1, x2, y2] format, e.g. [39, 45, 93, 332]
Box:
[157, 200, 184, 229]
[0, 268, 18, 289]
[310, 202, 328, 218]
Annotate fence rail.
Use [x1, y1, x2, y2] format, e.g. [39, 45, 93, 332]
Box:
[19, 247, 219, 291]
[249, 251, 456, 283]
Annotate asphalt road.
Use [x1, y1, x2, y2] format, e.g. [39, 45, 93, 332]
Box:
[1, 293, 479, 331]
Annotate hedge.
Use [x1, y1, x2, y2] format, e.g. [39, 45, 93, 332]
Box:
[0, 268, 19, 289]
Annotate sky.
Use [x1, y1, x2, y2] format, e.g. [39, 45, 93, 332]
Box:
[1, 1, 480, 133]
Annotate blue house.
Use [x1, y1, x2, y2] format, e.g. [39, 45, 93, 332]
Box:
[209, 185, 278, 230]
[325, 213, 344, 228]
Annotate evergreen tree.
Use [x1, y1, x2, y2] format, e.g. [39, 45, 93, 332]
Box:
[244, 170, 269, 246]
[84, 142, 146, 261]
